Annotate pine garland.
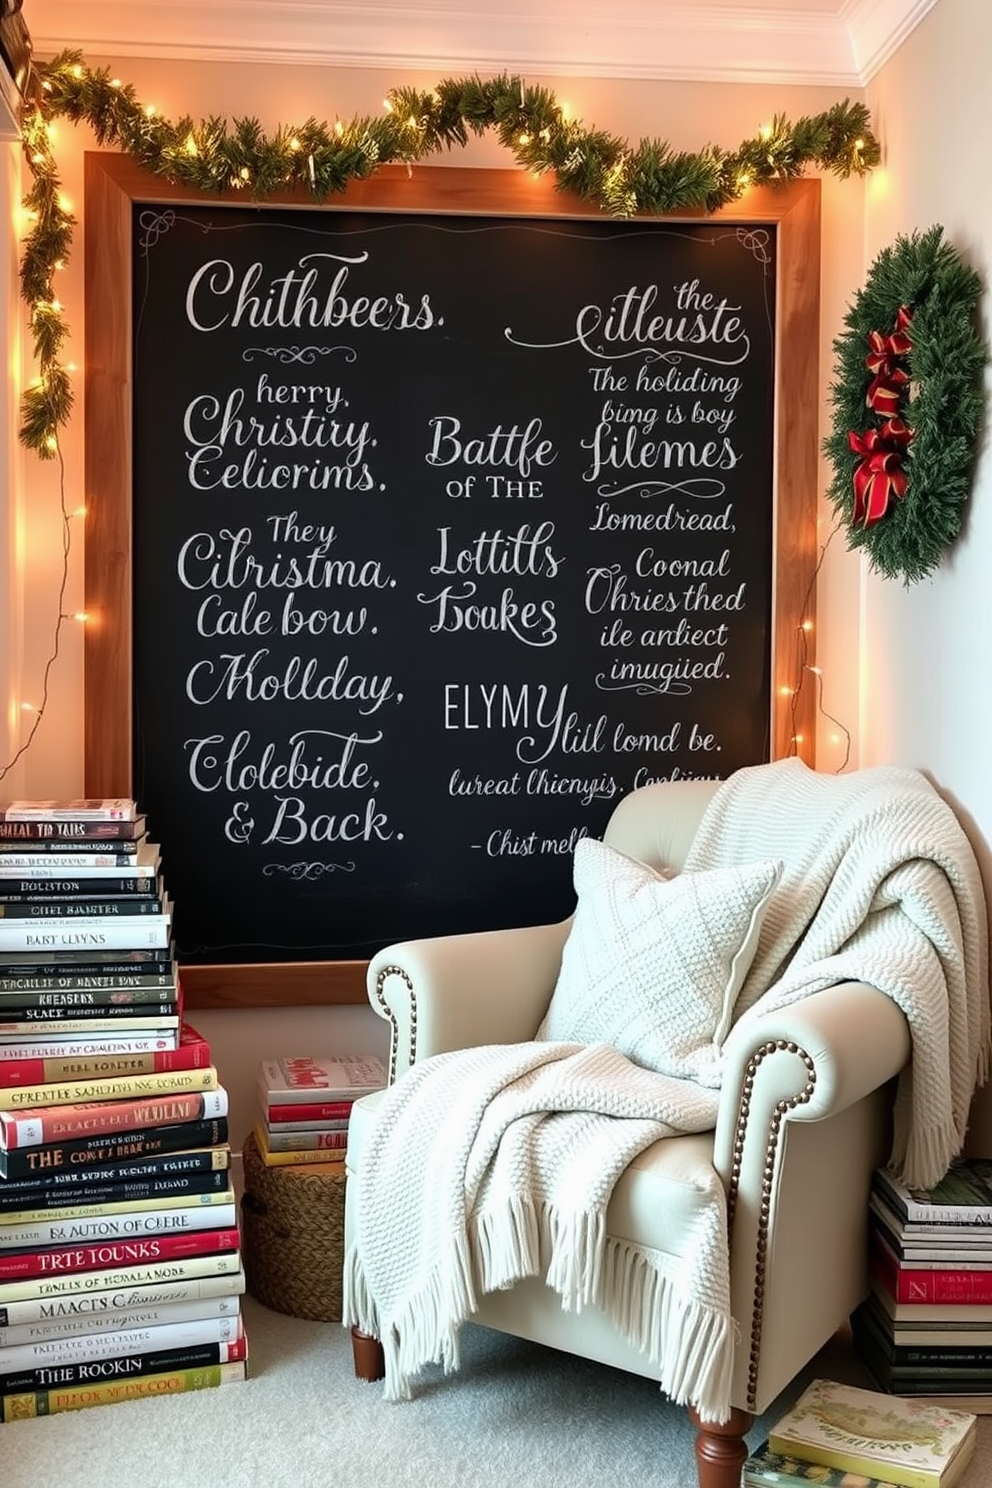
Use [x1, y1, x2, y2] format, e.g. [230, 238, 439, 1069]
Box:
[18, 50, 881, 458]
[824, 226, 986, 585]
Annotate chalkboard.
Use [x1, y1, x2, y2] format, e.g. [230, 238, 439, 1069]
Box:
[84, 158, 820, 1005]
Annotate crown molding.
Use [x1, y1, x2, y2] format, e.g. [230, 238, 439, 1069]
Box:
[23, 0, 934, 87]
[843, 0, 941, 83]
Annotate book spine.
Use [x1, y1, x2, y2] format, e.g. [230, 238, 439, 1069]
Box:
[0, 1293, 241, 1347]
[0, 821, 140, 842]
[0, 1146, 229, 1198]
[0, 947, 168, 969]
[0, 1358, 246, 1417]
[0, 1190, 236, 1238]
[0, 877, 158, 897]
[0, 921, 171, 952]
[260, 1124, 348, 1151]
[0, 1225, 241, 1282]
[871, 1246, 992, 1304]
[0, 1034, 180, 1061]
[0, 1335, 247, 1397]
[0, 1168, 232, 1214]
[0, 1313, 243, 1374]
[0, 1002, 180, 1026]
[266, 1100, 352, 1123]
[0, 844, 142, 860]
[0, 1038, 206, 1085]
[0, 1087, 228, 1149]
[0, 898, 163, 919]
[0, 1249, 244, 1305]
[255, 1146, 346, 1169]
[0, 801, 135, 823]
[0, 1267, 244, 1327]
[0, 1066, 217, 1111]
[0, 970, 176, 995]
[0, 987, 177, 1012]
[0, 1115, 229, 1178]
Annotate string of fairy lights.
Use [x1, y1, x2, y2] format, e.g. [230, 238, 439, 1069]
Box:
[5, 51, 879, 780]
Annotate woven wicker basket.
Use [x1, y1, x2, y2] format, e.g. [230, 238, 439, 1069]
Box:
[240, 1129, 346, 1322]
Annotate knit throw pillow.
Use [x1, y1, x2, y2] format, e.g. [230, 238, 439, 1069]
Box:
[536, 838, 782, 1087]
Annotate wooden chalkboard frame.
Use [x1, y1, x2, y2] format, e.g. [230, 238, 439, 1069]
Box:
[83, 152, 819, 1010]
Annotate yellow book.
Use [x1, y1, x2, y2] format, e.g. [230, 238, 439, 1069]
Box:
[0, 1359, 247, 1418]
[253, 1123, 347, 1171]
[768, 1379, 977, 1488]
[0, 1065, 218, 1110]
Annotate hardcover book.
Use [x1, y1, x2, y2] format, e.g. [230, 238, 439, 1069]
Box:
[259, 1053, 386, 1102]
[870, 1234, 992, 1305]
[0, 1086, 229, 1150]
[0, 1249, 243, 1306]
[744, 1437, 907, 1487]
[0, 1065, 218, 1112]
[0, 800, 139, 823]
[0, 1114, 229, 1179]
[767, 1378, 977, 1488]
[0, 1334, 247, 1400]
[0, 1357, 246, 1418]
[874, 1159, 992, 1227]
[0, 1227, 241, 1285]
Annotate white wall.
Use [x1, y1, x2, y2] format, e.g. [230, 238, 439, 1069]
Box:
[863, 0, 992, 1149]
[6, 57, 871, 1149]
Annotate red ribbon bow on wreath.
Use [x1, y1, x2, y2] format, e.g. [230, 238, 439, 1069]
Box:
[847, 304, 914, 525]
[865, 304, 913, 416]
[848, 417, 912, 525]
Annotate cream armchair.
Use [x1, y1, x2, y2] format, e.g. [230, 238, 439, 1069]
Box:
[344, 776, 918, 1488]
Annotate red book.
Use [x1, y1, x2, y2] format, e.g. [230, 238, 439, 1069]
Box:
[266, 1099, 353, 1124]
[0, 1226, 241, 1283]
[871, 1231, 992, 1304]
[0, 1086, 229, 1150]
[0, 1020, 211, 1088]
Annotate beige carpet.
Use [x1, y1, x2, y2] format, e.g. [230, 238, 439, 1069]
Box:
[5, 1294, 992, 1488]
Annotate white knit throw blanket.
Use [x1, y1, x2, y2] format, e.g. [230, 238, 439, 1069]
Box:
[684, 758, 990, 1189]
[343, 759, 991, 1420]
[343, 1042, 728, 1414]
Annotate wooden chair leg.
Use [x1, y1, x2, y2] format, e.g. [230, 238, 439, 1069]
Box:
[689, 1405, 754, 1488]
[351, 1325, 386, 1381]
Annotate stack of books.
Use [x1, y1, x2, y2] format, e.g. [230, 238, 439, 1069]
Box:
[0, 795, 175, 1050]
[744, 1377, 977, 1488]
[253, 1053, 386, 1169]
[852, 1158, 992, 1402]
[0, 797, 247, 1419]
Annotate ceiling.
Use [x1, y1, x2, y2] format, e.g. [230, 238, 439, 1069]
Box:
[20, 0, 938, 88]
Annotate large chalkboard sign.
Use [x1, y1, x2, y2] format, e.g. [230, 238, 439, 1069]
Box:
[84, 157, 820, 1006]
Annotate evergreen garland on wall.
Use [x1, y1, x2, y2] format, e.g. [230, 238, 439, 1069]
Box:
[19, 50, 881, 458]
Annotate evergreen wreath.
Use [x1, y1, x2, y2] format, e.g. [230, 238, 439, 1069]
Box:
[19, 50, 881, 458]
[824, 225, 986, 585]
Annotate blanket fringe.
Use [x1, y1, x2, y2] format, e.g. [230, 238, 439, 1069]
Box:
[601, 1237, 734, 1423]
[471, 1195, 541, 1292]
[544, 1206, 606, 1311]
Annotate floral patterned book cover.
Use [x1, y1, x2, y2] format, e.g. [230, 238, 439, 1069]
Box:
[767, 1379, 977, 1488]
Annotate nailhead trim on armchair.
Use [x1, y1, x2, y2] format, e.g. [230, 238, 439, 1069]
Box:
[371, 964, 417, 1084]
[727, 1038, 817, 1410]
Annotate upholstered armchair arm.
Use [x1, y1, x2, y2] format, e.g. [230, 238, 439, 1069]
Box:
[366, 920, 572, 1084]
[713, 981, 912, 1414]
[714, 981, 912, 1167]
